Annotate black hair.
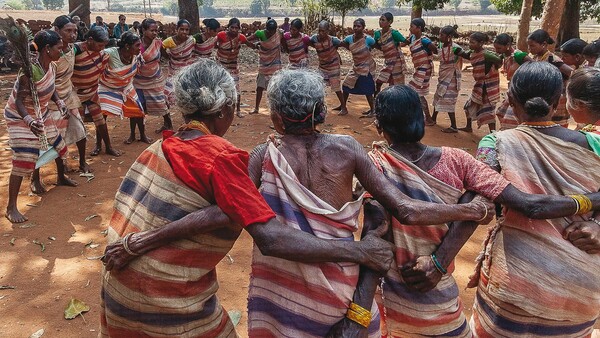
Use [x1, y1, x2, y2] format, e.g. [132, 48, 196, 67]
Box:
[494, 33, 513, 46]
[228, 17, 240, 28]
[119, 14, 126, 20]
[202, 18, 221, 31]
[177, 19, 190, 29]
[117, 31, 140, 49]
[266, 19, 278, 31]
[140, 18, 157, 35]
[132, 21, 140, 26]
[410, 18, 426, 31]
[528, 29, 554, 45]
[290, 18, 303, 30]
[382, 12, 393, 23]
[32, 29, 61, 52]
[567, 67, 600, 117]
[440, 25, 458, 38]
[583, 40, 600, 57]
[509, 62, 563, 117]
[374, 85, 425, 143]
[86, 26, 109, 42]
[96, 16, 102, 20]
[53, 15, 73, 30]
[561, 38, 587, 55]
[470, 32, 489, 43]
[354, 18, 366, 28]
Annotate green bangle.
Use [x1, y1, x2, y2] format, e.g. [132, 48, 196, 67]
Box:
[430, 253, 447, 275]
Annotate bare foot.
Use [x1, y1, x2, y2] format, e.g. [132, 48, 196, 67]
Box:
[139, 136, 153, 144]
[79, 162, 93, 173]
[57, 175, 78, 187]
[458, 127, 473, 132]
[425, 119, 436, 126]
[441, 127, 458, 133]
[5, 208, 27, 223]
[90, 146, 101, 157]
[105, 148, 122, 157]
[332, 105, 342, 111]
[338, 108, 349, 116]
[124, 136, 135, 145]
[155, 125, 170, 134]
[359, 111, 375, 119]
[249, 109, 259, 115]
[361, 110, 372, 115]
[30, 179, 47, 195]
[236, 111, 244, 118]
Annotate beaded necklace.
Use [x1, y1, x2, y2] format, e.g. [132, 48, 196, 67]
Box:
[179, 120, 212, 134]
[520, 121, 559, 129]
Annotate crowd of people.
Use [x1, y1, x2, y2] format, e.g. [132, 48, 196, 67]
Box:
[2, 11, 600, 338]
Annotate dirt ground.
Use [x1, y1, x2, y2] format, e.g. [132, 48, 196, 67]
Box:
[0, 41, 594, 337]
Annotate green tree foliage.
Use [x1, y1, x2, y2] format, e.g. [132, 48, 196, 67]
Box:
[160, 0, 178, 16]
[489, 0, 544, 18]
[396, 0, 448, 11]
[250, 0, 270, 14]
[5, 0, 26, 9]
[42, 0, 63, 10]
[579, 0, 600, 21]
[325, 0, 368, 28]
[300, 0, 329, 32]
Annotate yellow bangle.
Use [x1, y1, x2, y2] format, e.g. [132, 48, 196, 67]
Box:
[570, 195, 593, 215]
[346, 302, 371, 328]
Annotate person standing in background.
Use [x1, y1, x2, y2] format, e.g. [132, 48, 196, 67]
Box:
[113, 15, 128, 40]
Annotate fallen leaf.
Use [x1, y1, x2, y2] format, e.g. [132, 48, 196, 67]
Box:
[64, 298, 90, 320]
[100, 229, 108, 236]
[118, 161, 124, 165]
[84, 240, 93, 247]
[77, 194, 87, 198]
[9, 238, 15, 246]
[226, 254, 234, 264]
[0, 295, 6, 300]
[85, 255, 104, 260]
[85, 214, 98, 221]
[0, 286, 15, 290]
[228, 310, 242, 327]
[18, 223, 37, 229]
[79, 173, 94, 178]
[88, 244, 99, 249]
[48, 236, 56, 241]
[32, 240, 45, 252]
[26, 203, 38, 207]
[29, 328, 44, 338]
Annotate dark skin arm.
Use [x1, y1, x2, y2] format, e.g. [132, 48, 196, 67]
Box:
[15, 75, 44, 136]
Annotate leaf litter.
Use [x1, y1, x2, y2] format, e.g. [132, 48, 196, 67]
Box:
[64, 298, 90, 320]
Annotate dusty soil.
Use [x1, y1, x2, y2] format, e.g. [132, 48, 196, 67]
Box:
[0, 44, 594, 338]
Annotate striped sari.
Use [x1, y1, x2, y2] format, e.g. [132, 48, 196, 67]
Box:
[216, 34, 242, 91]
[495, 51, 519, 130]
[72, 43, 110, 126]
[98, 50, 143, 118]
[286, 33, 309, 69]
[100, 141, 239, 338]
[471, 127, 600, 337]
[376, 29, 407, 85]
[133, 39, 168, 116]
[433, 43, 462, 113]
[368, 143, 472, 338]
[4, 63, 68, 177]
[164, 36, 197, 106]
[313, 35, 342, 90]
[343, 35, 376, 90]
[194, 35, 216, 59]
[408, 36, 434, 97]
[258, 31, 282, 78]
[464, 51, 500, 128]
[247, 141, 380, 338]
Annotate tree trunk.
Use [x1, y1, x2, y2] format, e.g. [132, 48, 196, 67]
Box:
[540, 0, 567, 51]
[69, 0, 90, 26]
[556, 0, 580, 47]
[148, 0, 152, 17]
[106, 0, 110, 11]
[341, 12, 345, 31]
[411, 5, 423, 19]
[516, 0, 533, 51]
[178, 0, 200, 33]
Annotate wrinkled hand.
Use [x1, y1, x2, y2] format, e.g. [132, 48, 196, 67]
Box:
[563, 221, 600, 254]
[101, 233, 143, 271]
[470, 195, 495, 224]
[326, 317, 368, 338]
[400, 255, 442, 293]
[358, 235, 394, 274]
[29, 119, 44, 137]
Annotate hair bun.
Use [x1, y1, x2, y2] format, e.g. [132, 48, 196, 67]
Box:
[524, 97, 550, 117]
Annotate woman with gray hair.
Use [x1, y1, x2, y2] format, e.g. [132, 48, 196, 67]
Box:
[100, 59, 397, 337]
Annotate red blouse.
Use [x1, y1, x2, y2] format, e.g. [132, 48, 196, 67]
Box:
[162, 132, 275, 227]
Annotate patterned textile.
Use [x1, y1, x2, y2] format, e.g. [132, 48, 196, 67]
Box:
[312, 36, 342, 90]
[216, 35, 243, 91]
[343, 36, 376, 90]
[247, 141, 380, 338]
[464, 51, 500, 127]
[286, 33, 309, 69]
[471, 127, 600, 337]
[258, 31, 282, 77]
[433, 43, 462, 113]
[194, 35, 216, 59]
[4, 64, 68, 177]
[133, 39, 168, 116]
[72, 43, 110, 126]
[164, 36, 197, 106]
[98, 50, 143, 118]
[408, 36, 434, 96]
[495, 94, 519, 130]
[376, 29, 407, 85]
[100, 141, 239, 338]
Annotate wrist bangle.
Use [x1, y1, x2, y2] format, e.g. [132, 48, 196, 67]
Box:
[23, 115, 34, 127]
[122, 232, 140, 256]
[589, 217, 600, 227]
[430, 253, 447, 275]
[346, 302, 371, 328]
[476, 201, 489, 223]
[570, 194, 592, 215]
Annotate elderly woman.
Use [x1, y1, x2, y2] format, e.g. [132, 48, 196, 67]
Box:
[341, 83, 600, 337]
[101, 67, 496, 337]
[472, 62, 600, 337]
[100, 59, 396, 337]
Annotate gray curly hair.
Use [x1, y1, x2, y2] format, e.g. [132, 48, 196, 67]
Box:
[267, 69, 326, 131]
[174, 58, 237, 116]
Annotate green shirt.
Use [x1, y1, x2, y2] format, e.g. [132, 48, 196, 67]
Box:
[255, 30, 268, 42]
[374, 29, 406, 46]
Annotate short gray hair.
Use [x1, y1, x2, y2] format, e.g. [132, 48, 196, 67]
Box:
[267, 69, 326, 131]
[174, 58, 237, 116]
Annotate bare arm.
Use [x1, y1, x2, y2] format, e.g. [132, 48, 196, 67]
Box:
[558, 63, 573, 79]
[350, 138, 490, 225]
